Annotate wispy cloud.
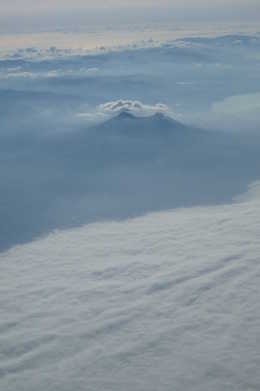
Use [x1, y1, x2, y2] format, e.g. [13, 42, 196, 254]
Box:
[0, 67, 99, 80]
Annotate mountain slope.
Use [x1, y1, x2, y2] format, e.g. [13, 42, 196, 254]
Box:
[1, 110, 260, 251]
[90, 111, 198, 140]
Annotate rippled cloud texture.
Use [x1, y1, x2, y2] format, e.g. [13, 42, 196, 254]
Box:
[1, 182, 260, 390]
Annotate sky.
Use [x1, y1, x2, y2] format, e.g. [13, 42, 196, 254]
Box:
[1, 0, 260, 14]
[1, 0, 260, 33]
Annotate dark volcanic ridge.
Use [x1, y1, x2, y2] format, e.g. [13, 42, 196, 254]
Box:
[91, 109, 197, 139]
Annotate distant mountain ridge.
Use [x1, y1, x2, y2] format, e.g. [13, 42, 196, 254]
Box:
[90, 109, 197, 140]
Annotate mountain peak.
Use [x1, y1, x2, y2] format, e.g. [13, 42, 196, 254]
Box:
[114, 110, 171, 122]
[116, 110, 137, 120]
[152, 112, 167, 120]
[89, 109, 193, 140]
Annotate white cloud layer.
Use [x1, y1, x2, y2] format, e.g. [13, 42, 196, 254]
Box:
[212, 93, 260, 115]
[196, 93, 260, 133]
[1, 183, 260, 390]
[0, 67, 99, 80]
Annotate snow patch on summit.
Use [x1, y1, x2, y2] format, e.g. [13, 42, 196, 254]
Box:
[99, 100, 170, 117]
